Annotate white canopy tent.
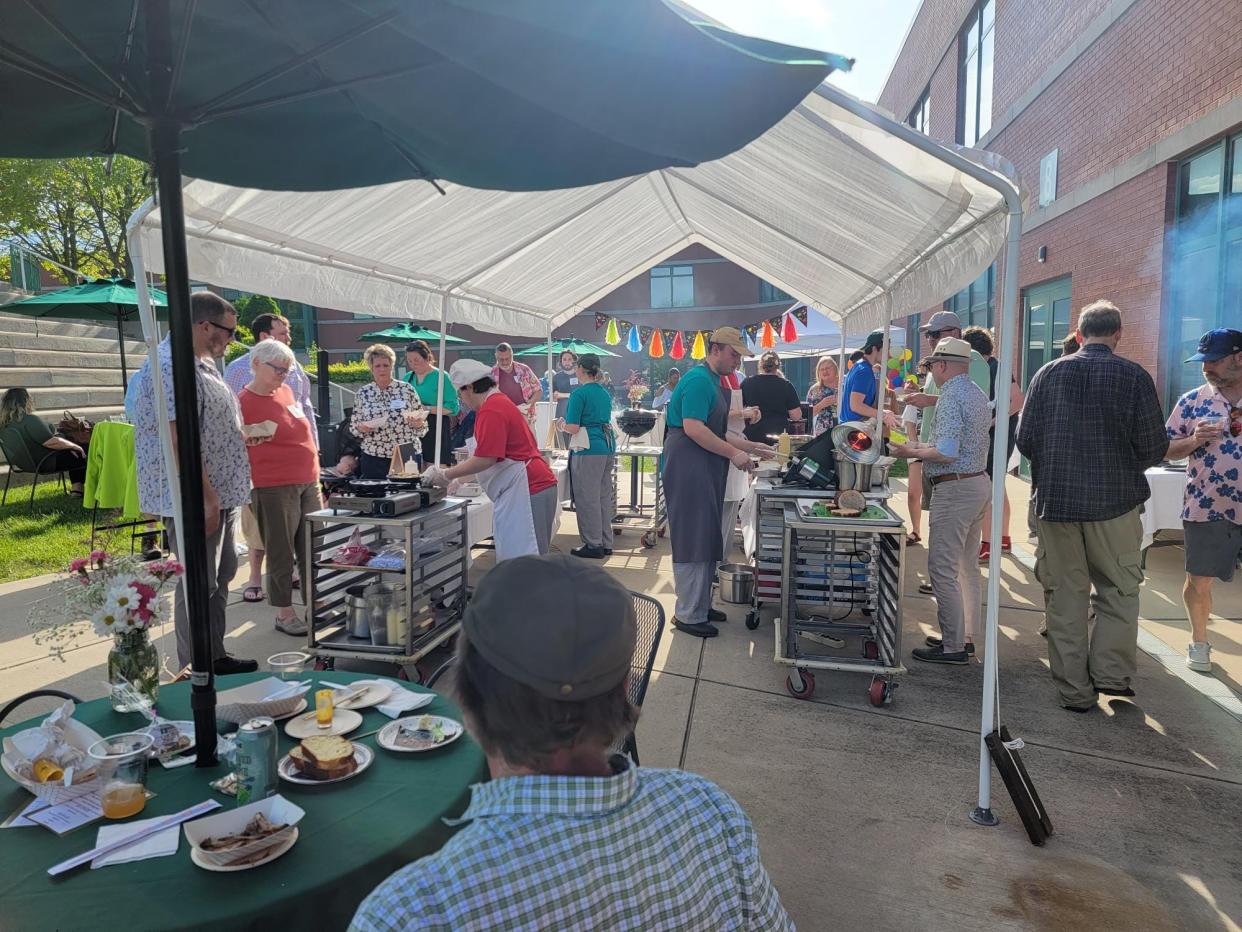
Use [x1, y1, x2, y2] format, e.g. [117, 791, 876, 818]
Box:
[128, 82, 1023, 827]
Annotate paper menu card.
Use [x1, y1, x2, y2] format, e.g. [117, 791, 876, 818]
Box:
[27, 789, 104, 835]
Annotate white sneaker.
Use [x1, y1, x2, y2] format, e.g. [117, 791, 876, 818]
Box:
[1187, 642, 1212, 673]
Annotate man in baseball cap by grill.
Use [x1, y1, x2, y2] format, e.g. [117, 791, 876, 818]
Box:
[351, 554, 793, 931]
[1164, 328, 1242, 675]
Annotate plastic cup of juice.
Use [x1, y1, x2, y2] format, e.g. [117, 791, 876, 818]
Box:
[315, 689, 335, 730]
[87, 733, 153, 819]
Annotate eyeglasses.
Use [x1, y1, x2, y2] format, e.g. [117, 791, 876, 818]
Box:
[263, 361, 290, 378]
[926, 330, 946, 340]
[204, 319, 236, 338]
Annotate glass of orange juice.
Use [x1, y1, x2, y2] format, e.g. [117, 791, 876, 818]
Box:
[315, 689, 335, 730]
[87, 732, 154, 819]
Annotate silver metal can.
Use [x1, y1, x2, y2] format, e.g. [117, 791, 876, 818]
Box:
[235, 716, 278, 805]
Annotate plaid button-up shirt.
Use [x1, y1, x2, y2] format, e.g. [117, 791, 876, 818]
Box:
[1016, 343, 1168, 522]
[349, 757, 793, 931]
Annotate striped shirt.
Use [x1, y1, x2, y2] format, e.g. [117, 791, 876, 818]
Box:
[350, 757, 793, 931]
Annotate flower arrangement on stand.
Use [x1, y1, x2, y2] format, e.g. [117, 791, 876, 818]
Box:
[30, 551, 184, 713]
[621, 369, 650, 409]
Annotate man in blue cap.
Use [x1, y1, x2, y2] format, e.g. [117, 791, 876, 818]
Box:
[1164, 328, 1242, 674]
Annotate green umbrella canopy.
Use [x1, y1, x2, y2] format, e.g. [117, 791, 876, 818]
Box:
[360, 323, 467, 344]
[516, 338, 618, 358]
[0, 1, 847, 192]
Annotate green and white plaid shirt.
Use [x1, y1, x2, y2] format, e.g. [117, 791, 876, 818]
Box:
[350, 756, 793, 931]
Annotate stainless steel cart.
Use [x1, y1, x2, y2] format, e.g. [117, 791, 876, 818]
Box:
[612, 443, 666, 549]
[772, 500, 906, 706]
[303, 500, 469, 681]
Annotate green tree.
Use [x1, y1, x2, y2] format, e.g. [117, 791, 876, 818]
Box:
[0, 156, 148, 281]
[231, 293, 283, 332]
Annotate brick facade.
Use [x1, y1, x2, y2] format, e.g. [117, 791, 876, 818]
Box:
[879, 0, 1242, 400]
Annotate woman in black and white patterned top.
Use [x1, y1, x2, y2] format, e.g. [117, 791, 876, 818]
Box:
[351, 344, 428, 479]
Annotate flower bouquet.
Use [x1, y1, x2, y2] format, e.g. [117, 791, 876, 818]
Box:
[30, 551, 184, 712]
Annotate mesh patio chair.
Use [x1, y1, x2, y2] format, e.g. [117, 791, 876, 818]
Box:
[422, 590, 666, 764]
[0, 424, 69, 507]
[0, 689, 82, 726]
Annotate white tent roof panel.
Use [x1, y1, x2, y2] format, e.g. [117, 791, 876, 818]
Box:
[139, 86, 1017, 336]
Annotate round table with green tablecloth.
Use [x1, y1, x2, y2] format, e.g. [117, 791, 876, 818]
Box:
[0, 672, 487, 931]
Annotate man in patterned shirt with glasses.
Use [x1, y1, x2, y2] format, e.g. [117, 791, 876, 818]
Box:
[1165, 328, 1242, 675]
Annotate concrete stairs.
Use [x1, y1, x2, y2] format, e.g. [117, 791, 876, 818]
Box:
[0, 309, 147, 469]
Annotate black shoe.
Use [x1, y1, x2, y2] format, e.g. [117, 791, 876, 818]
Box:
[1062, 703, 1094, 714]
[918, 583, 934, 595]
[1096, 685, 1135, 697]
[214, 655, 259, 675]
[924, 636, 975, 655]
[672, 618, 718, 638]
[571, 545, 606, 559]
[707, 608, 727, 623]
[911, 645, 968, 665]
[142, 548, 163, 562]
[603, 548, 613, 556]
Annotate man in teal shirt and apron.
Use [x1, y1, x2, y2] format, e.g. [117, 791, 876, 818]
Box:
[664, 327, 775, 637]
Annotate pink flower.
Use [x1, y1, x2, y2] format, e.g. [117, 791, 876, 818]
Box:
[131, 581, 158, 606]
[136, 606, 154, 623]
[68, 558, 89, 574]
[89, 550, 108, 565]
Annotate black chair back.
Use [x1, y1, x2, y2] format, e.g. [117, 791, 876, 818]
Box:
[0, 424, 38, 473]
[0, 689, 83, 726]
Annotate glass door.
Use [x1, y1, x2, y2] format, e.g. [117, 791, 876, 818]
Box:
[1019, 277, 1072, 476]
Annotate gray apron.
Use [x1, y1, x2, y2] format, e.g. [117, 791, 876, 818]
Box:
[664, 371, 730, 564]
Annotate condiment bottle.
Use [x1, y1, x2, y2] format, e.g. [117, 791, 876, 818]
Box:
[778, 431, 791, 459]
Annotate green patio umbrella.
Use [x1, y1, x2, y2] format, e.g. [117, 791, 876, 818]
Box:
[3, 278, 169, 386]
[516, 338, 618, 358]
[360, 323, 467, 345]
[0, 0, 843, 769]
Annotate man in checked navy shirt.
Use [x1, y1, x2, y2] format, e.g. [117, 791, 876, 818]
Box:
[1016, 300, 1168, 711]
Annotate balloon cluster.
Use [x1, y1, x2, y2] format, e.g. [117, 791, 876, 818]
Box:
[885, 348, 916, 389]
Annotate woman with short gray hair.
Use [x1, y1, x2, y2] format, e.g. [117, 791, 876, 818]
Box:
[351, 343, 427, 479]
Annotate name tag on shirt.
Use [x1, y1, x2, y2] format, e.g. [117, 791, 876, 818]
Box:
[287, 403, 304, 419]
[389, 398, 406, 411]
[569, 378, 579, 386]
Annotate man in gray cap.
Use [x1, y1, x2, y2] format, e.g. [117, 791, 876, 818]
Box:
[351, 554, 793, 931]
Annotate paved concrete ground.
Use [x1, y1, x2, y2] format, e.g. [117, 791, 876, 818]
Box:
[2, 474, 1240, 930]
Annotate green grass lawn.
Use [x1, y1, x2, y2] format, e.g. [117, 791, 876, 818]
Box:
[0, 478, 97, 583]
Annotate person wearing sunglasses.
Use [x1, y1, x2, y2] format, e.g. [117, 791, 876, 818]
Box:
[237, 338, 322, 637]
[1164, 328, 1242, 674]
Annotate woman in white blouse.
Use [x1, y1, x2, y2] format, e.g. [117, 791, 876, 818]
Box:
[350, 344, 428, 479]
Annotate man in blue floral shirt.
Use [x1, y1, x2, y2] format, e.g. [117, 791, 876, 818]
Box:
[1165, 328, 1242, 674]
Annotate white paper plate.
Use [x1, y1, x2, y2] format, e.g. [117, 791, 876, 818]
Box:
[377, 715, 463, 753]
[283, 708, 362, 740]
[334, 679, 393, 710]
[270, 698, 308, 722]
[143, 720, 196, 763]
[278, 742, 373, 785]
[190, 827, 298, 871]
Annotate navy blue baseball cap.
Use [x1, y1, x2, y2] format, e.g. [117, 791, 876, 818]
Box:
[1186, 329, 1242, 362]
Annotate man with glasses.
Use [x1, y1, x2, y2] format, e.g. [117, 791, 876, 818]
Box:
[132, 291, 258, 675]
[224, 312, 318, 606]
[1016, 301, 1168, 711]
[1164, 328, 1242, 674]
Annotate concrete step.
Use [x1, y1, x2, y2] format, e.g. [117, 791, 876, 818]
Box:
[0, 311, 141, 341]
[0, 367, 132, 388]
[0, 347, 147, 371]
[0, 330, 148, 356]
[25, 385, 126, 409]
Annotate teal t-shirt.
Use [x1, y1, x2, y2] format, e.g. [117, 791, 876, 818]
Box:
[665, 364, 720, 428]
[564, 382, 614, 455]
[403, 368, 459, 415]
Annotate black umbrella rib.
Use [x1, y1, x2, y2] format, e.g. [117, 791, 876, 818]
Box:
[21, 0, 145, 112]
[105, 0, 142, 155]
[164, 0, 197, 110]
[188, 8, 400, 120]
[0, 40, 129, 113]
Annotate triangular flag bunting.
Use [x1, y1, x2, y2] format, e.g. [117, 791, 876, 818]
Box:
[760, 320, 777, 349]
[793, 305, 809, 326]
[626, 325, 641, 353]
[649, 328, 665, 358]
[668, 330, 686, 359]
[595, 312, 610, 331]
[638, 326, 655, 344]
[781, 312, 798, 343]
[690, 330, 706, 359]
[605, 318, 620, 345]
[617, 319, 634, 336]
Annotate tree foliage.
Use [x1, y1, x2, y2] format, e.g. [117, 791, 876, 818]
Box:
[231, 293, 283, 331]
[0, 155, 149, 282]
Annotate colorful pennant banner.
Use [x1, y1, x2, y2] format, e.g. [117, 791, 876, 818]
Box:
[590, 311, 802, 358]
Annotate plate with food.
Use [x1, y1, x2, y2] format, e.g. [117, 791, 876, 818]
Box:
[377, 715, 463, 753]
[284, 707, 361, 740]
[242, 420, 278, 439]
[279, 736, 373, 784]
[185, 795, 304, 870]
[142, 720, 195, 764]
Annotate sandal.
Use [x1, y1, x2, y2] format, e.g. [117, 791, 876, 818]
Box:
[905, 532, 921, 546]
[242, 585, 265, 603]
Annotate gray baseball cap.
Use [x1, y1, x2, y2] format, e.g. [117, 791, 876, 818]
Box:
[919, 310, 963, 333]
[462, 554, 636, 700]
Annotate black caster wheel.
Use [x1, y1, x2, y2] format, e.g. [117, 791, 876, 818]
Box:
[312, 657, 334, 671]
[786, 670, 815, 699]
[641, 531, 656, 548]
[745, 610, 760, 631]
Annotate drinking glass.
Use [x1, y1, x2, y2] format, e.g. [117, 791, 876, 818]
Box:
[314, 689, 334, 730]
[87, 732, 154, 819]
[267, 651, 310, 681]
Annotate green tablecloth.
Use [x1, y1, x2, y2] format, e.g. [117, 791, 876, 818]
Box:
[82, 421, 141, 520]
[0, 672, 487, 931]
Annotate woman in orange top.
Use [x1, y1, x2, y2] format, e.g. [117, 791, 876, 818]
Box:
[238, 339, 321, 637]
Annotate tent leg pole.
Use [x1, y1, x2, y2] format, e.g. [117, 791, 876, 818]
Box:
[434, 295, 447, 467]
[148, 0, 217, 768]
[117, 315, 129, 388]
[972, 199, 1024, 827]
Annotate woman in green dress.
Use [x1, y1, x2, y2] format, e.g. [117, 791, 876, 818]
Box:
[403, 340, 459, 465]
[560, 354, 617, 559]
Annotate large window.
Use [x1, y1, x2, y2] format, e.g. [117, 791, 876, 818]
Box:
[908, 87, 931, 135]
[945, 264, 995, 328]
[759, 280, 792, 304]
[958, 0, 994, 146]
[650, 265, 694, 308]
[1166, 134, 1242, 406]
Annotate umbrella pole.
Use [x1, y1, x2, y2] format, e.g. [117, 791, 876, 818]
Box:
[116, 314, 129, 388]
[148, 0, 217, 767]
[434, 295, 447, 467]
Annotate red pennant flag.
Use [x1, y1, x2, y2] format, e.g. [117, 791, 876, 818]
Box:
[760, 320, 776, 349]
[669, 330, 686, 359]
[781, 312, 798, 343]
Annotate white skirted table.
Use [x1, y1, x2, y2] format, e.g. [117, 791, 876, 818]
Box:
[1141, 466, 1188, 556]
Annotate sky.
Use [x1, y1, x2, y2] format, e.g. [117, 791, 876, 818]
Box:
[687, 0, 922, 104]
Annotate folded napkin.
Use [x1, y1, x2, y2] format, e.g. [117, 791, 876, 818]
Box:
[377, 688, 436, 719]
[92, 816, 180, 868]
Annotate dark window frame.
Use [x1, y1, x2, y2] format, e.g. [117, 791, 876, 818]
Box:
[956, 0, 995, 146]
[650, 265, 694, 308]
[908, 86, 931, 135]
